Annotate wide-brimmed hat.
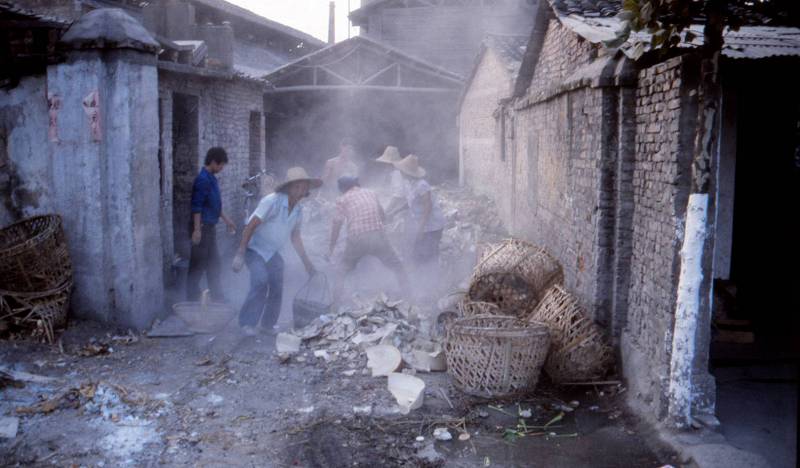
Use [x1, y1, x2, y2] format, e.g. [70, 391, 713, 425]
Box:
[275, 166, 323, 193]
[394, 154, 426, 178]
[376, 146, 402, 164]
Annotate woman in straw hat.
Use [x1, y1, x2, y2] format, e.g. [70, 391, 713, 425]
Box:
[375, 145, 405, 216]
[393, 155, 446, 267]
[233, 167, 321, 336]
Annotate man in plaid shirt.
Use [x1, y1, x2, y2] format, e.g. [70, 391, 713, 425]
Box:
[328, 176, 409, 304]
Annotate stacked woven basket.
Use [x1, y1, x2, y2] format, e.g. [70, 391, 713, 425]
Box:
[0, 215, 73, 342]
[444, 239, 612, 398]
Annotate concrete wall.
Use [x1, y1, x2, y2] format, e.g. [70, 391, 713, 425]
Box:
[157, 70, 265, 269]
[45, 49, 164, 329]
[459, 49, 515, 225]
[0, 75, 54, 227]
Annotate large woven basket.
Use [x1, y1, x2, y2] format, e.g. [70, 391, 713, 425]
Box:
[467, 239, 563, 317]
[458, 300, 503, 317]
[528, 285, 613, 383]
[444, 315, 550, 398]
[0, 280, 72, 343]
[0, 215, 72, 292]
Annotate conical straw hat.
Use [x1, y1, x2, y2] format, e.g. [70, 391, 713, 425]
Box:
[393, 154, 426, 178]
[275, 166, 323, 192]
[376, 146, 402, 164]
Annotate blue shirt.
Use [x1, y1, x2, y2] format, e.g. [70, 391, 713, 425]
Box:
[247, 192, 303, 263]
[191, 167, 222, 225]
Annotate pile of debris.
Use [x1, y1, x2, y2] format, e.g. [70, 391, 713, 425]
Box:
[275, 294, 446, 413]
[436, 183, 507, 265]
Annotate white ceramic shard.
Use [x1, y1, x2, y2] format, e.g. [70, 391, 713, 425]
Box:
[387, 372, 425, 414]
[275, 332, 301, 354]
[366, 345, 402, 377]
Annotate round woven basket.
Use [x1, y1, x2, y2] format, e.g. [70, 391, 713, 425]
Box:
[0, 279, 72, 343]
[528, 285, 612, 383]
[444, 315, 550, 398]
[458, 300, 503, 317]
[467, 239, 562, 317]
[0, 215, 72, 293]
[173, 291, 235, 334]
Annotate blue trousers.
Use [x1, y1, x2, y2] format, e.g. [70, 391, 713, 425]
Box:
[238, 250, 284, 328]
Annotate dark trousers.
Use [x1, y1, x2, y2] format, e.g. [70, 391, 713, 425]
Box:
[238, 250, 284, 329]
[412, 229, 443, 265]
[186, 224, 223, 302]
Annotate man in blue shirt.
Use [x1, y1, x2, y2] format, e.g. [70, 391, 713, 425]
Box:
[233, 167, 320, 336]
[187, 147, 237, 302]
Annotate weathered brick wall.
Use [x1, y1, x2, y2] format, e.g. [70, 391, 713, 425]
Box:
[505, 20, 610, 318]
[622, 55, 695, 418]
[459, 49, 515, 223]
[158, 70, 265, 267]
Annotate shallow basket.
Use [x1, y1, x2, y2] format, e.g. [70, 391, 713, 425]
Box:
[0, 280, 72, 343]
[528, 285, 613, 383]
[173, 298, 235, 334]
[444, 315, 550, 398]
[0, 215, 73, 293]
[467, 239, 563, 317]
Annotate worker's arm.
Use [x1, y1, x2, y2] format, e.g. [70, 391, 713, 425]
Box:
[220, 212, 236, 234]
[329, 219, 344, 258]
[190, 176, 210, 245]
[417, 191, 433, 240]
[291, 227, 315, 276]
[232, 216, 262, 272]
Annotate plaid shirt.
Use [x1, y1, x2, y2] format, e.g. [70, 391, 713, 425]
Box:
[335, 187, 384, 237]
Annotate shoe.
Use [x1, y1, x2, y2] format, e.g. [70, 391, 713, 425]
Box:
[241, 325, 258, 337]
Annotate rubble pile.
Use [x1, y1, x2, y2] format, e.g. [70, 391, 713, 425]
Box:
[436, 183, 508, 265]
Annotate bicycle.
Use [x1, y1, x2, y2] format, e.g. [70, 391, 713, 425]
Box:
[241, 169, 277, 225]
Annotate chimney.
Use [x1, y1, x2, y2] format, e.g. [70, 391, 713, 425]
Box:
[328, 1, 335, 44]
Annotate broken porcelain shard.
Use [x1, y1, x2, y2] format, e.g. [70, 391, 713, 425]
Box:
[275, 333, 301, 354]
[366, 344, 402, 377]
[387, 372, 425, 414]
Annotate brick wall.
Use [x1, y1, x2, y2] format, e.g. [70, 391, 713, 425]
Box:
[158, 70, 265, 269]
[459, 48, 515, 223]
[622, 55, 696, 418]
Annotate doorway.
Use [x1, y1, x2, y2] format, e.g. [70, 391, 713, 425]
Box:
[171, 93, 199, 262]
[710, 58, 799, 468]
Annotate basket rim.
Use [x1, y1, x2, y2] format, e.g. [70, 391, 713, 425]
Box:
[449, 315, 550, 337]
[0, 214, 64, 255]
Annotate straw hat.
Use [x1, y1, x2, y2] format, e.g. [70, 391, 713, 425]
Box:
[394, 154, 426, 178]
[275, 166, 323, 193]
[376, 146, 402, 164]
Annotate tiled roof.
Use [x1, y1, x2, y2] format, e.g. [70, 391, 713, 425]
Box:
[549, 0, 621, 18]
[485, 34, 528, 73]
[188, 0, 325, 48]
[0, 1, 70, 26]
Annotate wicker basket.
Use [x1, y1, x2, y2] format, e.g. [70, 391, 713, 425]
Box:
[458, 300, 504, 317]
[0, 215, 72, 292]
[528, 285, 613, 383]
[467, 239, 563, 317]
[444, 315, 550, 398]
[173, 291, 235, 334]
[0, 280, 72, 343]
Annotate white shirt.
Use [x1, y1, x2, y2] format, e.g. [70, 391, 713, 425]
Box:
[247, 192, 303, 262]
[404, 179, 446, 233]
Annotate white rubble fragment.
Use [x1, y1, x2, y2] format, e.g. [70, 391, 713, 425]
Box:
[297, 406, 315, 414]
[342, 370, 356, 377]
[519, 409, 533, 418]
[313, 350, 331, 362]
[366, 345, 402, 377]
[0, 417, 19, 439]
[388, 372, 425, 414]
[276, 333, 301, 354]
[433, 427, 452, 441]
[353, 405, 372, 416]
[415, 436, 425, 442]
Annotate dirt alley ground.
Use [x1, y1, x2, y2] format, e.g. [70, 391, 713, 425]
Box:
[1, 184, 679, 467]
